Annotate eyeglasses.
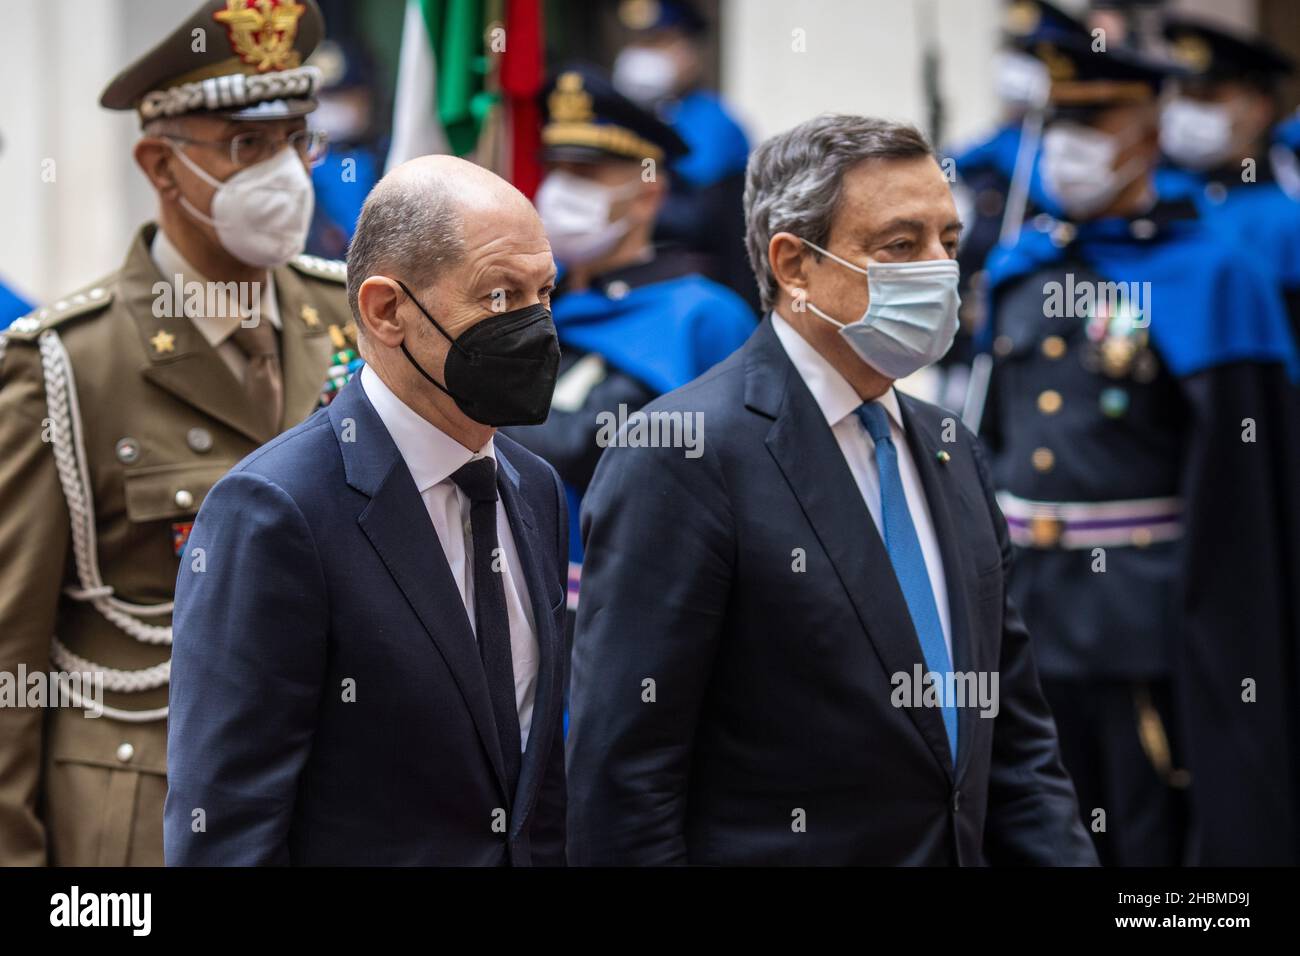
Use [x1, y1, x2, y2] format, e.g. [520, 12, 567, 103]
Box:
[164, 128, 329, 169]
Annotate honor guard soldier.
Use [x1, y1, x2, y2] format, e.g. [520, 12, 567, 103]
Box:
[949, 0, 1085, 358]
[977, 29, 1300, 865]
[610, 0, 756, 309]
[506, 64, 755, 615]
[1155, 16, 1300, 337]
[0, 0, 355, 866]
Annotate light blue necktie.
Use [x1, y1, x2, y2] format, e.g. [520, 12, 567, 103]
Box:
[856, 401, 957, 764]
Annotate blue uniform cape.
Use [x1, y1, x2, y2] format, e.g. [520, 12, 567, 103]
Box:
[951, 121, 1060, 217]
[982, 214, 1300, 382]
[311, 145, 381, 244]
[553, 274, 755, 394]
[554, 273, 756, 568]
[1156, 165, 1300, 290]
[664, 91, 750, 190]
[0, 279, 32, 331]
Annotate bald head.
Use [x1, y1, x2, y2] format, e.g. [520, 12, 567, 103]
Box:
[346, 155, 544, 321]
[347, 154, 556, 449]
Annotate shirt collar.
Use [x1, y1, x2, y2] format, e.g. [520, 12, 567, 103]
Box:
[360, 364, 495, 493]
[150, 227, 281, 349]
[770, 312, 904, 432]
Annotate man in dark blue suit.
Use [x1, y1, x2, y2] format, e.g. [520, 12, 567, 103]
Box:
[568, 114, 1097, 866]
[165, 156, 569, 865]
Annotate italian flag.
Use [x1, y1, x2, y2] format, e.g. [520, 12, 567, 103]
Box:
[386, 0, 545, 197]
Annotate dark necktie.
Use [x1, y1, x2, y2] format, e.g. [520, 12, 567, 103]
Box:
[449, 457, 522, 802]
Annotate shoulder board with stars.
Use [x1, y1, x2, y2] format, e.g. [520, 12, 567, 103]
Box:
[289, 255, 347, 284]
[4, 284, 115, 341]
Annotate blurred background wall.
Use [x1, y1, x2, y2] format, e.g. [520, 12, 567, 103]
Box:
[0, 0, 1272, 304]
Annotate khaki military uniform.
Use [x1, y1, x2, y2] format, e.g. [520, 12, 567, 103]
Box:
[0, 223, 352, 865]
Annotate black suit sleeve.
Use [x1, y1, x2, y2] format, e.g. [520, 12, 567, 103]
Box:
[566, 426, 733, 865]
[969, 437, 1100, 866]
[527, 466, 569, 865]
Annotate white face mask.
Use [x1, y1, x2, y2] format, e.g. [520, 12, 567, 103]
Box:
[799, 238, 961, 380]
[1160, 97, 1235, 171]
[612, 46, 679, 106]
[994, 50, 1051, 110]
[535, 170, 639, 266]
[168, 142, 315, 268]
[1040, 121, 1148, 219]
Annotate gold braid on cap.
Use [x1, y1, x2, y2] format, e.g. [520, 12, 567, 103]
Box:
[138, 64, 321, 120]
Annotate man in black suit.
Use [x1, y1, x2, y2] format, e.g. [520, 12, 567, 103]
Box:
[165, 156, 568, 865]
[567, 114, 1097, 866]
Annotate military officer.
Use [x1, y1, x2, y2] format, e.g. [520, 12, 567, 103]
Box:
[0, 0, 354, 866]
[1155, 16, 1300, 336]
[946, 0, 1084, 402]
[505, 64, 755, 616]
[978, 29, 1300, 865]
[610, 0, 756, 309]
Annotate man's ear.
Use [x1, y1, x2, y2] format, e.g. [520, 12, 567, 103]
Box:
[135, 138, 179, 200]
[769, 232, 812, 300]
[358, 277, 406, 347]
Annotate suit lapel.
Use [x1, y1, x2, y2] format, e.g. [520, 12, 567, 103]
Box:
[329, 381, 510, 802]
[748, 321, 954, 779]
[271, 263, 334, 429]
[898, 397, 979, 782]
[495, 445, 561, 830]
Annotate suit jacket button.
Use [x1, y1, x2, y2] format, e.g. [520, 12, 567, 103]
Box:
[116, 742, 135, 763]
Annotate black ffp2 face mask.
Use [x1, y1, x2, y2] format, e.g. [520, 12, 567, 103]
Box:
[394, 279, 561, 427]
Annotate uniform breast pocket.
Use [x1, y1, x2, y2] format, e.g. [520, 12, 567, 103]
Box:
[122, 462, 236, 523]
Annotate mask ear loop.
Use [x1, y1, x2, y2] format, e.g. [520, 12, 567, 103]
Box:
[391, 278, 462, 399]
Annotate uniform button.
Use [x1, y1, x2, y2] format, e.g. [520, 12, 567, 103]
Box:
[174, 489, 195, 510]
[115, 437, 140, 464]
[1130, 218, 1157, 240]
[1032, 447, 1055, 472]
[116, 742, 134, 763]
[1050, 222, 1076, 247]
[1029, 516, 1062, 547]
[993, 335, 1014, 357]
[186, 427, 213, 453]
[1041, 335, 1067, 359]
[951, 789, 961, 813]
[1037, 389, 1063, 414]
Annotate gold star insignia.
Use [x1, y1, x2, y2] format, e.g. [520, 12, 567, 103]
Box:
[151, 330, 176, 355]
[301, 304, 320, 328]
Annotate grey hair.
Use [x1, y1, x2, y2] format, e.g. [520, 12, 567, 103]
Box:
[743, 114, 934, 311]
[346, 171, 466, 327]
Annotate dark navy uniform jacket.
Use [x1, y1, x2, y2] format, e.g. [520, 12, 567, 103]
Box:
[980, 200, 1300, 864]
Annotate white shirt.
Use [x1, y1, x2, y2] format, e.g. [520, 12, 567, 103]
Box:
[151, 229, 282, 383]
[360, 365, 540, 750]
[772, 313, 953, 659]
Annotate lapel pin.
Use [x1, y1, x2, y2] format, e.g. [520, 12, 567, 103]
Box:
[936, 450, 951, 464]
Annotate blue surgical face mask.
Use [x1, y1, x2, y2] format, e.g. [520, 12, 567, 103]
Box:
[798, 238, 961, 380]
